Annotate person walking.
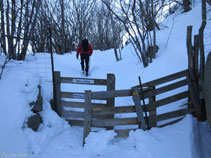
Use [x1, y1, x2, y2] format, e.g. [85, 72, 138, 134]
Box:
[76, 39, 93, 76]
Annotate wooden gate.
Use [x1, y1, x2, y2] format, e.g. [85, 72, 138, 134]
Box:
[53, 71, 115, 121]
[54, 70, 201, 145]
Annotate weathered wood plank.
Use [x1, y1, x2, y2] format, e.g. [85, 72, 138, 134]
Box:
[61, 101, 107, 109]
[67, 119, 112, 128]
[68, 120, 84, 126]
[143, 70, 188, 86]
[148, 86, 157, 127]
[62, 110, 84, 118]
[142, 79, 187, 99]
[186, 73, 202, 116]
[193, 35, 199, 89]
[91, 117, 138, 127]
[62, 110, 110, 119]
[187, 26, 195, 80]
[149, 108, 194, 125]
[145, 91, 189, 111]
[67, 109, 193, 128]
[61, 92, 85, 99]
[106, 74, 115, 129]
[61, 77, 107, 85]
[115, 129, 132, 137]
[92, 91, 189, 115]
[67, 109, 190, 128]
[91, 89, 132, 99]
[91, 79, 187, 100]
[92, 106, 136, 115]
[61, 92, 107, 100]
[158, 117, 184, 128]
[61, 101, 85, 108]
[204, 52, 211, 125]
[83, 91, 92, 145]
[90, 91, 189, 115]
[54, 71, 62, 116]
[132, 88, 146, 130]
[132, 70, 188, 88]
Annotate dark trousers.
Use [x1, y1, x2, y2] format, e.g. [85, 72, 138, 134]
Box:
[80, 54, 89, 73]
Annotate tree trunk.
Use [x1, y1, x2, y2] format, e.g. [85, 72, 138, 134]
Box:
[11, 0, 17, 59]
[19, 0, 40, 60]
[60, 0, 65, 54]
[6, 0, 14, 59]
[114, 48, 120, 61]
[151, 0, 157, 60]
[0, 0, 7, 55]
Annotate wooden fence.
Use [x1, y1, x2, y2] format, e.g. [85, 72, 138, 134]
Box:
[54, 70, 199, 145]
[186, 26, 204, 120]
[50, 25, 208, 145]
[53, 72, 115, 120]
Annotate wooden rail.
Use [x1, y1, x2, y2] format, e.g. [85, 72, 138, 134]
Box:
[132, 70, 188, 88]
[54, 70, 199, 145]
[54, 72, 116, 133]
[186, 25, 204, 121]
[60, 77, 107, 85]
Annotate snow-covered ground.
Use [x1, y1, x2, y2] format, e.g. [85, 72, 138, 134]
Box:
[0, 1, 211, 158]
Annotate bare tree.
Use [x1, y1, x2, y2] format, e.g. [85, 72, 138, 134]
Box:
[89, 2, 123, 51]
[0, 0, 41, 60]
[60, 0, 65, 54]
[72, 0, 96, 43]
[167, 0, 192, 12]
[30, 0, 75, 54]
[19, 0, 41, 60]
[0, 0, 6, 55]
[102, 0, 174, 67]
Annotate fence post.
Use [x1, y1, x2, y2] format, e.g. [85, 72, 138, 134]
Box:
[187, 26, 195, 109]
[186, 73, 202, 118]
[193, 35, 199, 92]
[187, 26, 195, 80]
[83, 90, 92, 146]
[54, 71, 61, 116]
[204, 52, 211, 125]
[149, 86, 157, 127]
[106, 74, 115, 129]
[132, 88, 146, 130]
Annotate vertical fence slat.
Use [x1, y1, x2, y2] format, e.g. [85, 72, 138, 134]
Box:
[132, 88, 146, 130]
[186, 73, 202, 118]
[187, 26, 195, 109]
[54, 71, 61, 116]
[194, 35, 199, 90]
[187, 26, 195, 80]
[106, 74, 115, 129]
[83, 90, 92, 145]
[204, 52, 211, 125]
[149, 86, 157, 127]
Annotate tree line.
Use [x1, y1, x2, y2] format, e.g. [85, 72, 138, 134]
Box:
[0, 0, 200, 66]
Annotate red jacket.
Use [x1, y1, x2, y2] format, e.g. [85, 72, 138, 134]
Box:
[76, 43, 93, 57]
